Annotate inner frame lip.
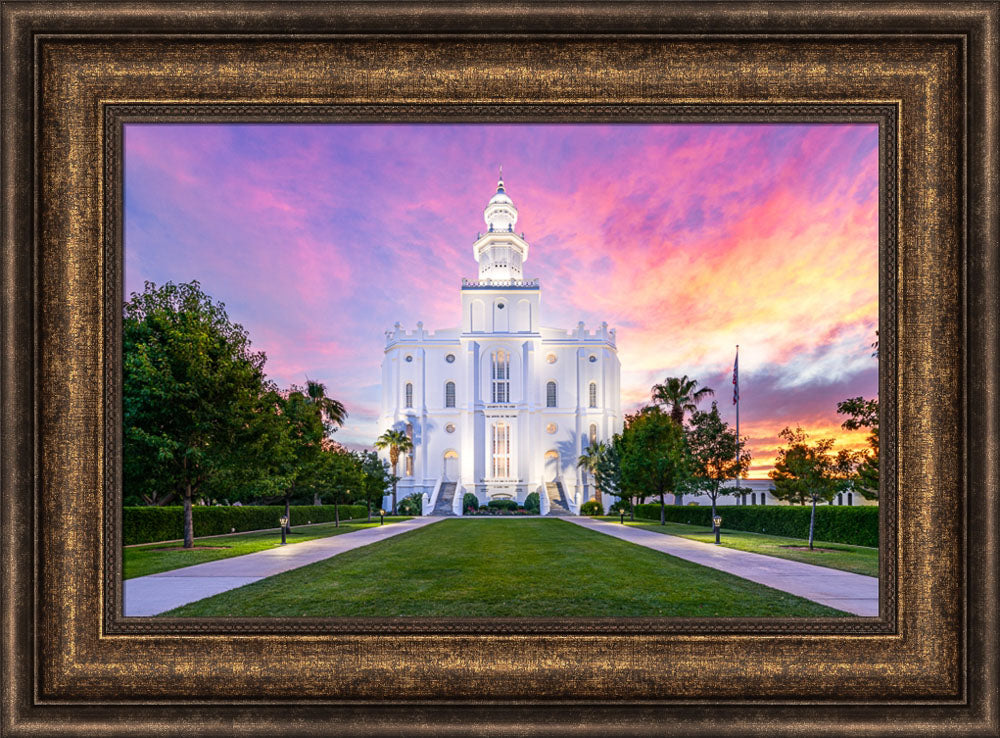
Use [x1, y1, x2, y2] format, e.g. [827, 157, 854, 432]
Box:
[102, 102, 897, 638]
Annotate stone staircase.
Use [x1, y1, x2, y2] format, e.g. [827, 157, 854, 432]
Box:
[544, 481, 571, 516]
[432, 482, 458, 516]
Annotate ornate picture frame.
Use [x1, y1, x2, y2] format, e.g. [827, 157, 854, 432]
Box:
[2, 3, 996, 735]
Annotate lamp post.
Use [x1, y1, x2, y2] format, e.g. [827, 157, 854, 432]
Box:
[379, 509, 385, 526]
[713, 515, 722, 545]
[279, 515, 289, 545]
[620, 509, 625, 525]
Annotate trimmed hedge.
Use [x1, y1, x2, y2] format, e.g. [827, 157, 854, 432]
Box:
[463, 492, 480, 511]
[632, 503, 878, 547]
[580, 500, 603, 516]
[123, 504, 370, 545]
[487, 499, 519, 511]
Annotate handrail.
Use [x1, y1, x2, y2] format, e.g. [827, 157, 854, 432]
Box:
[539, 483, 550, 516]
[426, 477, 444, 516]
[452, 481, 464, 516]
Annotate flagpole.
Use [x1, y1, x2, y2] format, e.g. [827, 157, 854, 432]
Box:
[734, 345, 740, 504]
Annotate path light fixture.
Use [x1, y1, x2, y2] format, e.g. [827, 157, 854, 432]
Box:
[379, 509, 385, 526]
[713, 515, 722, 545]
[279, 515, 289, 545]
[620, 509, 625, 525]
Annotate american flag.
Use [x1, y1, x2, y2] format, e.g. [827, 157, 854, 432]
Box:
[732, 348, 739, 405]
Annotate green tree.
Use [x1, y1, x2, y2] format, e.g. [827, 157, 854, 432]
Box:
[687, 402, 751, 520]
[595, 433, 630, 518]
[307, 445, 364, 526]
[374, 429, 413, 514]
[620, 407, 691, 525]
[272, 388, 328, 533]
[301, 379, 348, 431]
[769, 427, 854, 549]
[358, 450, 392, 521]
[837, 396, 879, 500]
[577, 441, 608, 507]
[651, 375, 715, 426]
[123, 280, 274, 548]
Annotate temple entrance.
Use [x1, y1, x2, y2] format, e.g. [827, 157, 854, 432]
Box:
[443, 449, 459, 482]
[544, 450, 560, 482]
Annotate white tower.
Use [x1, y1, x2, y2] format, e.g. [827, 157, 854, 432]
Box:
[472, 168, 531, 282]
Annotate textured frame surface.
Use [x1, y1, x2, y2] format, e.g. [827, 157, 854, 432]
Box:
[2, 3, 997, 736]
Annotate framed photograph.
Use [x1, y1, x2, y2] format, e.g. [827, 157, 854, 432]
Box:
[2, 3, 997, 736]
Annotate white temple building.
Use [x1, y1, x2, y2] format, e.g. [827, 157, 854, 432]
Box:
[378, 171, 622, 515]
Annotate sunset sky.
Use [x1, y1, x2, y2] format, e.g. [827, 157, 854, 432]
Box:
[124, 123, 879, 477]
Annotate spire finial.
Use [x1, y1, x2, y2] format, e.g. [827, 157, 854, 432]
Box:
[497, 165, 504, 192]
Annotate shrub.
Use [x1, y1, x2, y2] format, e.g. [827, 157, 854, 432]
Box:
[631, 503, 878, 547]
[580, 499, 603, 516]
[608, 499, 632, 514]
[487, 499, 518, 511]
[397, 493, 423, 516]
[523, 492, 540, 514]
[463, 492, 479, 511]
[122, 504, 370, 545]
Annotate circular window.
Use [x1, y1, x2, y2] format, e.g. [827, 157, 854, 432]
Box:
[546, 423, 557, 434]
[405, 355, 413, 363]
[445, 353, 455, 363]
[497, 303, 505, 310]
[546, 353, 557, 364]
[445, 423, 456, 433]
[589, 355, 598, 363]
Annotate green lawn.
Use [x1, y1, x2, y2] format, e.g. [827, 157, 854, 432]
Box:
[162, 518, 848, 617]
[124, 517, 412, 579]
[603, 518, 878, 577]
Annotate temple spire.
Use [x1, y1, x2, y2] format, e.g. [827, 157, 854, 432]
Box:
[497, 165, 504, 193]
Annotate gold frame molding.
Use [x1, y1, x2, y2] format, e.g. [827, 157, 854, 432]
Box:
[2, 3, 997, 735]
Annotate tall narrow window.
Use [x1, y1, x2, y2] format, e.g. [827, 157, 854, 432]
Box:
[491, 350, 510, 403]
[445, 381, 456, 408]
[589, 381, 598, 408]
[492, 422, 510, 478]
[847, 492, 853, 506]
[546, 381, 557, 408]
[752, 492, 757, 505]
[404, 382, 413, 408]
[589, 424, 597, 445]
[405, 455, 413, 476]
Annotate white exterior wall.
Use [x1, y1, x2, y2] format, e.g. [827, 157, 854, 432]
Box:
[379, 317, 622, 510]
[378, 174, 622, 513]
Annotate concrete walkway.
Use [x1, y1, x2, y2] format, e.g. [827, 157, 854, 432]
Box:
[567, 517, 879, 616]
[124, 516, 443, 616]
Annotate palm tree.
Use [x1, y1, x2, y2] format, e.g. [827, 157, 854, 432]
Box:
[304, 379, 348, 429]
[374, 428, 412, 515]
[577, 441, 607, 506]
[651, 375, 715, 426]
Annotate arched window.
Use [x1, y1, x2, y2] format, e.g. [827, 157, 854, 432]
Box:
[491, 350, 510, 403]
[445, 381, 456, 408]
[837, 493, 843, 505]
[404, 382, 413, 408]
[546, 381, 557, 408]
[752, 492, 757, 505]
[761, 494, 766, 505]
[589, 424, 597, 445]
[492, 422, 510, 478]
[847, 492, 854, 506]
[589, 382, 598, 408]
